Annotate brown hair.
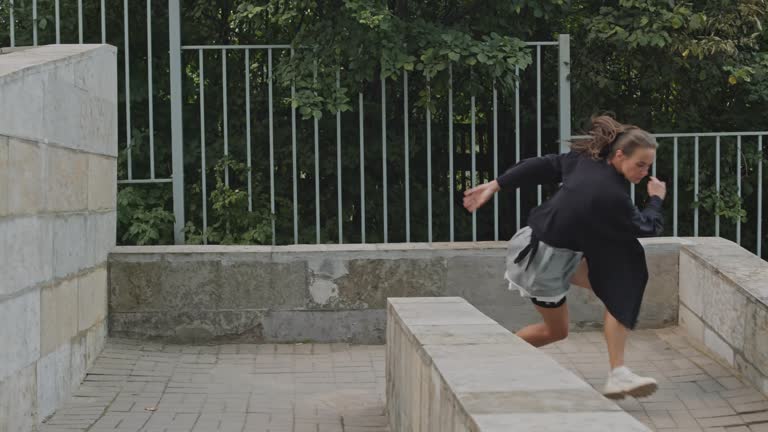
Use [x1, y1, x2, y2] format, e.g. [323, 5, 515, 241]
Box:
[570, 115, 657, 160]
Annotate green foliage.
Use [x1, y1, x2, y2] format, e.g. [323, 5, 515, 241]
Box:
[116, 186, 175, 245]
[184, 157, 274, 245]
[2, 0, 766, 250]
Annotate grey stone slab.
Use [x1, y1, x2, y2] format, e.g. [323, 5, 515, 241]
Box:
[109, 310, 266, 343]
[0, 288, 41, 382]
[0, 364, 38, 432]
[334, 258, 446, 308]
[472, 412, 650, 431]
[38, 342, 74, 421]
[0, 215, 53, 296]
[262, 310, 385, 344]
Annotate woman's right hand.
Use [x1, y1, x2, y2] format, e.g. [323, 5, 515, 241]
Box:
[647, 176, 667, 200]
[463, 180, 501, 213]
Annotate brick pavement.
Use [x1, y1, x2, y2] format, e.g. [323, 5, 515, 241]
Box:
[39, 328, 768, 432]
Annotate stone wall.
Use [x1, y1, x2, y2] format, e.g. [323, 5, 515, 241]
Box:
[678, 237, 768, 397]
[386, 297, 650, 431]
[0, 45, 117, 429]
[109, 238, 682, 343]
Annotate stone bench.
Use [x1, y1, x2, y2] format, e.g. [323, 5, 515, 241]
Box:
[386, 297, 650, 431]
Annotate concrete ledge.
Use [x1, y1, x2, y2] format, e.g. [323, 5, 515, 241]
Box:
[109, 238, 683, 343]
[678, 237, 768, 396]
[386, 297, 650, 432]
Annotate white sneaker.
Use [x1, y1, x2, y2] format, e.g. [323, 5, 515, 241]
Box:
[602, 366, 658, 399]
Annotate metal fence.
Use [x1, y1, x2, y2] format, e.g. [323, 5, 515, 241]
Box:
[2, 1, 767, 257]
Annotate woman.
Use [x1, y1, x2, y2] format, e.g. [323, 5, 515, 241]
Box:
[463, 115, 667, 399]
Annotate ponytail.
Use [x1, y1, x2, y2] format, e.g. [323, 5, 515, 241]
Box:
[571, 114, 657, 159]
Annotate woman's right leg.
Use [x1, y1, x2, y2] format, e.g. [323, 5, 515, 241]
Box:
[516, 301, 570, 347]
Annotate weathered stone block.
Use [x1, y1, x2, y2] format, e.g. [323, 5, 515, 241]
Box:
[109, 310, 265, 343]
[335, 258, 445, 308]
[42, 66, 82, 152]
[679, 303, 704, 344]
[78, 267, 107, 332]
[52, 213, 87, 278]
[80, 95, 118, 157]
[0, 289, 40, 383]
[40, 278, 78, 356]
[37, 342, 72, 421]
[704, 327, 734, 367]
[218, 260, 307, 309]
[88, 154, 116, 210]
[109, 258, 167, 312]
[0, 364, 37, 432]
[8, 137, 43, 215]
[46, 146, 88, 212]
[703, 276, 748, 352]
[0, 135, 8, 217]
[86, 211, 116, 269]
[0, 73, 46, 142]
[744, 299, 768, 377]
[679, 252, 706, 316]
[0, 215, 53, 296]
[262, 309, 386, 344]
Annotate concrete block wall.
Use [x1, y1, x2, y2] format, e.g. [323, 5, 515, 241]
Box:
[109, 239, 682, 344]
[0, 45, 117, 429]
[386, 297, 650, 432]
[678, 237, 768, 397]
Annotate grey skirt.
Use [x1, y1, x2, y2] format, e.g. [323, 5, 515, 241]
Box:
[504, 226, 583, 303]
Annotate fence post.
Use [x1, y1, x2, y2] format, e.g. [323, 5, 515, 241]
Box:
[558, 34, 571, 154]
[169, 0, 185, 244]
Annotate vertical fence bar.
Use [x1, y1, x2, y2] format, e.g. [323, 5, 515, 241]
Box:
[314, 64, 320, 244]
[198, 50, 207, 244]
[78, 0, 83, 43]
[493, 84, 499, 241]
[337, 69, 343, 243]
[652, 151, 657, 178]
[426, 82, 433, 243]
[124, 0, 131, 179]
[558, 34, 571, 154]
[448, 65, 455, 242]
[222, 50, 229, 187]
[9, 0, 14, 47]
[471, 94, 477, 241]
[359, 92, 365, 243]
[673, 137, 678, 237]
[515, 66, 521, 231]
[33, 0, 38, 45]
[536, 45, 542, 205]
[759, 136, 763, 258]
[404, 71, 410, 242]
[55, 0, 60, 43]
[631, 183, 635, 203]
[268, 49, 276, 244]
[694, 136, 699, 236]
[737, 135, 742, 244]
[381, 76, 388, 243]
[716, 136, 721, 237]
[168, 0, 185, 243]
[291, 49, 298, 244]
[100, 0, 105, 43]
[147, 0, 155, 179]
[245, 49, 252, 212]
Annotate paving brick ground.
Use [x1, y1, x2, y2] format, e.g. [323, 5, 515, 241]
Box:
[39, 328, 768, 432]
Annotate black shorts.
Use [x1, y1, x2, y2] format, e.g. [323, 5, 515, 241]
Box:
[531, 296, 567, 308]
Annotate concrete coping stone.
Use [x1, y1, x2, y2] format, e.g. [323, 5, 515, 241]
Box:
[387, 297, 650, 431]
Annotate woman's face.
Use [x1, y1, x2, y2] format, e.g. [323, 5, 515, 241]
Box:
[612, 147, 655, 184]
